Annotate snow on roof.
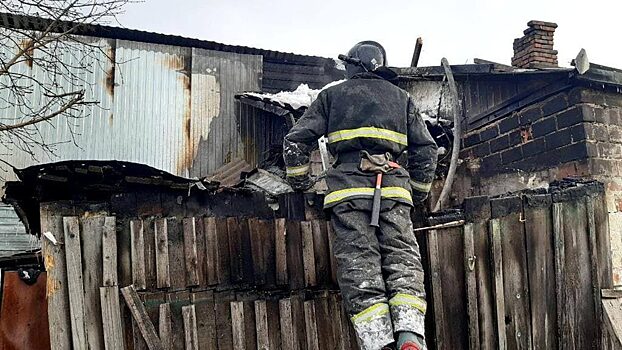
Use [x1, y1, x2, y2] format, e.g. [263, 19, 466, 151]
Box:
[239, 80, 346, 111]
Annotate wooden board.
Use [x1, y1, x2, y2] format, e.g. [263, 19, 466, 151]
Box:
[155, 218, 171, 289]
[523, 194, 557, 349]
[193, 217, 208, 288]
[143, 217, 157, 290]
[311, 220, 331, 286]
[82, 216, 106, 350]
[191, 291, 217, 350]
[303, 300, 320, 350]
[274, 218, 288, 286]
[313, 295, 335, 350]
[63, 216, 88, 349]
[168, 291, 190, 350]
[463, 224, 480, 350]
[182, 218, 200, 287]
[326, 221, 338, 286]
[227, 217, 244, 283]
[182, 305, 200, 350]
[602, 298, 622, 349]
[300, 221, 317, 287]
[102, 217, 118, 287]
[249, 218, 266, 286]
[120, 285, 163, 350]
[40, 205, 72, 350]
[203, 217, 219, 285]
[100, 286, 125, 350]
[286, 221, 305, 290]
[214, 292, 235, 350]
[491, 197, 532, 350]
[260, 219, 277, 287]
[131, 220, 147, 290]
[489, 219, 507, 350]
[231, 301, 257, 350]
[215, 218, 231, 286]
[158, 303, 173, 350]
[255, 300, 281, 350]
[167, 218, 187, 290]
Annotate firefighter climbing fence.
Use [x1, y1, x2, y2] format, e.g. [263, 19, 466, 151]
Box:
[39, 180, 614, 350]
[426, 181, 614, 349]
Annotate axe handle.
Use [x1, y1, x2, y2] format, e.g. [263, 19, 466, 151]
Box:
[370, 173, 382, 227]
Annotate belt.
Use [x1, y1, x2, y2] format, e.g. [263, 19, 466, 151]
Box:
[336, 151, 404, 165]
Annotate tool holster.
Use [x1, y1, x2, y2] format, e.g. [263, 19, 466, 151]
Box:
[358, 151, 401, 227]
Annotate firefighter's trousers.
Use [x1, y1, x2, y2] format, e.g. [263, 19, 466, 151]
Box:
[330, 199, 426, 350]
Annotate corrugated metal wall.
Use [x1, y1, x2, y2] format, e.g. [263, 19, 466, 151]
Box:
[0, 32, 263, 181]
[0, 204, 38, 258]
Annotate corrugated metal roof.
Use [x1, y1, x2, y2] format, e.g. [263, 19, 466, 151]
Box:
[0, 33, 262, 181]
[0, 204, 38, 258]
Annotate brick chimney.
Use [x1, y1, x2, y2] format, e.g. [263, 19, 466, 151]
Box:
[512, 20, 558, 68]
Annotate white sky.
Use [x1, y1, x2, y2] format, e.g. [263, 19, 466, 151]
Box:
[118, 0, 621, 69]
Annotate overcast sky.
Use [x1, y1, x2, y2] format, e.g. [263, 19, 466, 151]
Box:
[117, 0, 620, 69]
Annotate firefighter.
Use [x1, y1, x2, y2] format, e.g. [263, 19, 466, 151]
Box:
[283, 41, 438, 350]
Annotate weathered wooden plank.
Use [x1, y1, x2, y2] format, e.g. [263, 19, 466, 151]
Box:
[591, 193, 613, 289]
[120, 285, 163, 350]
[155, 218, 171, 288]
[463, 224, 480, 350]
[183, 218, 200, 287]
[167, 218, 187, 290]
[215, 292, 235, 350]
[131, 220, 147, 290]
[102, 217, 118, 287]
[489, 219, 507, 350]
[143, 217, 157, 290]
[304, 300, 320, 350]
[193, 217, 207, 288]
[326, 221, 338, 286]
[311, 220, 330, 286]
[260, 219, 277, 287]
[158, 303, 173, 350]
[82, 215, 106, 350]
[492, 197, 531, 350]
[249, 218, 266, 286]
[300, 221, 317, 287]
[40, 205, 72, 350]
[314, 295, 335, 350]
[100, 286, 125, 350]
[602, 298, 622, 349]
[552, 203, 565, 348]
[231, 301, 256, 350]
[191, 291, 217, 350]
[167, 291, 190, 350]
[204, 217, 219, 285]
[587, 198, 603, 349]
[286, 221, 305, 290]
[255, 300, 281, 350]
[227, 217, 244, 283]
[274, 218, 288, 286]
[427, 229, 445, 349]
[328, 293, 349, 350]
[63, 216, 88, 350]
[182, 305, 199, 350]
[279, 298, 299, 350]
[216, 218, 231, 285]
[523, 194, 557, 349]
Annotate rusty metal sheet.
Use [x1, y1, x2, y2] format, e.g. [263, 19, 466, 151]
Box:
[0, 271, 50, 350]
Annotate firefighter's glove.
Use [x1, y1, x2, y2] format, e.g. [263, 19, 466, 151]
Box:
[410, 180, 429, 203]
[288, 175, 314, 192]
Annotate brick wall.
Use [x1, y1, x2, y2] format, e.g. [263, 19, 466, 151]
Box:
[458, 86, 622, 286]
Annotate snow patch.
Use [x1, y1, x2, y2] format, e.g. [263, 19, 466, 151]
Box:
[243, 80, 346, 110]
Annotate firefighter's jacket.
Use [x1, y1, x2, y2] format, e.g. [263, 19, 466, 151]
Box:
[283, 72, 438, 208]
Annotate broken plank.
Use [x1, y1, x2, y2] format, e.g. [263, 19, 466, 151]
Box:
[63, 216, 88, 350]
[82, 215, 106, 350]
[159, 303, 172, 350]
[40, 206, 72, 350]
[100, 286, 125, 350]
[183, 218, 200, 287]
[255, 300, 281, 350]
[131, 220, 147, 290]
[182, 305, 199, 350]
[120, 285, 163, 350]
[102, 217, 118, 287]
[155, 218, 171, 288]
[301, 221, 317, 287]
[275, 218, 288, 286]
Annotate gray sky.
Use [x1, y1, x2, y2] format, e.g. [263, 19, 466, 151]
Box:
[118, 0, 620, 69]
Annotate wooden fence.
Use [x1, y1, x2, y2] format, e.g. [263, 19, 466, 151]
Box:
[39, 181, 613, 349]
[426, 182, 613, 349]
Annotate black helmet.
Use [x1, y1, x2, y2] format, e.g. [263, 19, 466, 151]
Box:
[339, 41, 387, 72]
